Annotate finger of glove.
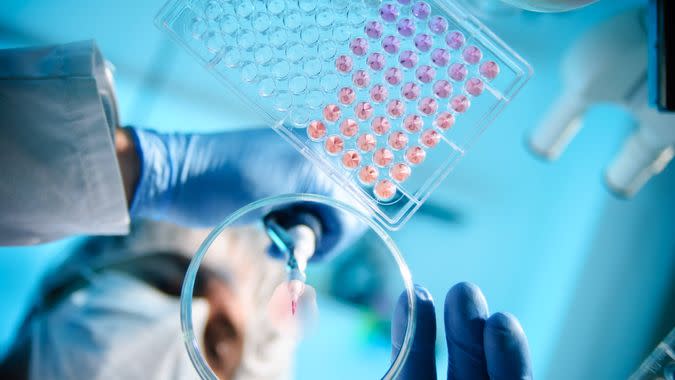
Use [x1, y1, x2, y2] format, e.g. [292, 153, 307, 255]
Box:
[444, 282, 490, 380]
[484, 312, 533, 380]
[392, 285, 438, 380]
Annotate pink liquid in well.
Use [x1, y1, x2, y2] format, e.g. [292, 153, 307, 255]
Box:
[387, 99, 405, 118]
[448, 63, 467, 81]
[480, 61, 500, 80]
[307, 120, 327, 140]
[390, 163, 411, 182]
[399, 50, 418, 69]
[374, 179, 397, 200]
[342, 150, 361, 169]
[463, 45, 483, 65]
[396, 18, 416, 37]
[379, 3, 399, 22]
[370, 84, 389, 103]
[371, 116, 391, 135]
[416, 65, 436, 83]
[435, 112, 455, 130]
[335, 55, 353, 73]
[338, 87, 356, 105]
[357, 133, 377, 152]
[340, 118, 359, 137]
[431, 48, 450, 67]
[403, 114, 423, 133]
[445, 30, 465, 50]
[450, 95, 470, 113]
[367, 53, 386, 71]
[421, 129, 441, 147]
[323, 104, 341, 122]
[402, 82, 421, 101]
[428, 16, 448, 34]
[382, 35, 401, 54]
[418, 97, 438, 115]
[433, 80, 453, 98]
[359, 165, 379, 184]
[325, 135, 344, 154]
[365, 20, 383, 39]
[385, 67, 403, 85]
[465, 77, 484, 96]
[412, 1, 431, 19]
[406, 146, 426, 165]
[353, 70, 371, 88]
[373, 148, 394, 167]
[388, 131, 409, 150]
[350, 37, 369, 56]
[414, 33, 433, 52]
[355, 102, 374, 120]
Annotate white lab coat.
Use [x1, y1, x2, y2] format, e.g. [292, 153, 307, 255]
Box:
[30, 270, 209, 380]
[0, 40, 129, 245]
[23, 222, 294, 380]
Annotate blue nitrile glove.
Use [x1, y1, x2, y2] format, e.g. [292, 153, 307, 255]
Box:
[391, 283, 533, 380]
[127, 126, 364, 259]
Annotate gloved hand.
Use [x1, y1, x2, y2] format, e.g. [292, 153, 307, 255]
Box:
[391, 283, 533, 380]
[127, 126, 364, 259]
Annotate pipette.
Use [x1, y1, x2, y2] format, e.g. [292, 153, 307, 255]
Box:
[264, 212, 320, 315]
[629, 327, 675, 380]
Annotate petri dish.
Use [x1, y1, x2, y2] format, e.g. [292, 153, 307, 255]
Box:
[180, 194, 416, 380]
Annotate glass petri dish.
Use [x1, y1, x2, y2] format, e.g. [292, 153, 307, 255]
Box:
[180, 194, 416, 380]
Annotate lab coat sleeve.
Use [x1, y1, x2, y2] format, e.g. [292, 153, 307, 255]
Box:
[0, 40, 129, 246]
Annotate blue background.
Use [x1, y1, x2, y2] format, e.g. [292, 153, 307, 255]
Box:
[1, 0, 674, 379]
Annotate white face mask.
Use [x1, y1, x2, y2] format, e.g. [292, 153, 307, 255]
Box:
[29, 223, 296, 380]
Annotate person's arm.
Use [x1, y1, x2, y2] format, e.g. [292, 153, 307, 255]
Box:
[0, 41, 362, 249]
[115, 128, 140, 207]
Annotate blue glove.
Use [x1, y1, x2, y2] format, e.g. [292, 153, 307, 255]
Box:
[127, 126, 364, 259]
[391, 283, 533, 380]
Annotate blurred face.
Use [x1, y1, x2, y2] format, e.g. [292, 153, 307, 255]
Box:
[192, 225, 296, 380]
[202, 279, 245, 380]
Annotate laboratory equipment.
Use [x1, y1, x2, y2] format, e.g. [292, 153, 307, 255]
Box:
[629, 327, 675, 380]
[180, 194, 416, 380]
[605, 81, 675, 197]
[155, 0, 531, 229]
[263, 212, 320, 315]
[498, 0, 598, 12]
[456, 0, 522, 20]
[528, 7, 675, 197]
[647, 0, 675, 111]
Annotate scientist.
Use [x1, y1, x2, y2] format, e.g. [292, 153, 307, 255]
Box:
[0, 39, 533, 380]
[1, 220, 530, 380]
[0, 39, 532, 380]
[0, 0, 603, 369]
